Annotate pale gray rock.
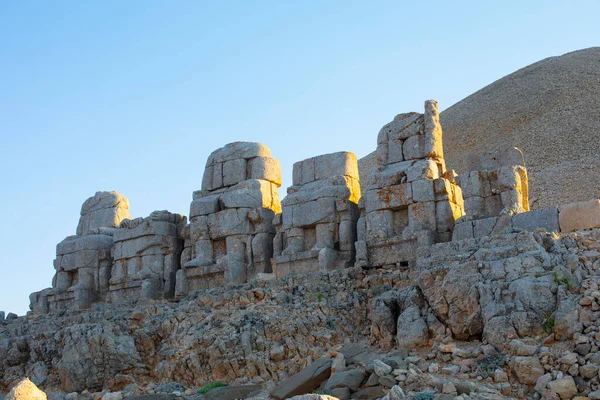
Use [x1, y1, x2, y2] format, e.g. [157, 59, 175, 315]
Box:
[371, 360, 392, 377]
[510, 356, 544, 385]
[512, 208, 560, 233]
[76, 191, 130, 236]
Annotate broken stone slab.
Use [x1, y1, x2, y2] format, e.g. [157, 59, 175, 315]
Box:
[202, 384, 262, 400]
[323, 368, 366, 392]
[270, 357, 332, 400]
[559, 199, 600, 232]
[350, 386, 385, 399]
[293, 152, 359, 186]
[512, 208, 560, 233]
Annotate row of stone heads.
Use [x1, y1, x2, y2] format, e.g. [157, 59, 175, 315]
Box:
[70, 100, 452, 239]
[29, 100, 536, 313]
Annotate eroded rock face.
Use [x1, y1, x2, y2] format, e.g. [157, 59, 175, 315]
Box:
[417, 231, 558, 346]
[8, 227, 600, 398]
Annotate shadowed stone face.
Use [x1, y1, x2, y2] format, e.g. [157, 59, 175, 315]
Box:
[177, 141, 282, 297]
[31, 191, 132, 313]
[273, 151, 361, 277]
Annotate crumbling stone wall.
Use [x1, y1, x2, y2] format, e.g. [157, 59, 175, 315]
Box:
[109, 210, 186, 302]
[175, 142, 282, 297]
[273, 152, 360, 276]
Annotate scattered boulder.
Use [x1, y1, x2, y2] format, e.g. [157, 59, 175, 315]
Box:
[6, 378, 46, 400]
[511, 356, 545, 386]
[547, 376, 578, 399]
[371, 360, 392, 377]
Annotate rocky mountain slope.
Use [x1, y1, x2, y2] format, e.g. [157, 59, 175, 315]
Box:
[4, 229, 600, 399]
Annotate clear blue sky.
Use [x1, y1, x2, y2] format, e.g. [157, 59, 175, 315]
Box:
[1, 1, 598, 315]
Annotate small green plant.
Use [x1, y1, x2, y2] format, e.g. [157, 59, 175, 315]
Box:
[316, 292, 324, 301]
[542, 312, 556, 334]
[552, 271, 572, 289]
[475, 353, 506, 379]
[197, 381, 227, 394]
[413, 392, 434, 400]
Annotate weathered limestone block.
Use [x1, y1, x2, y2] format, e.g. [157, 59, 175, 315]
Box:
[201, 142, 279, 191]
[512, 208, 560, 233]
[76, 191, 130, 236]
[177, 142, 282, 297]
[559, 199, 600, 232]
[458, 148, 529, 222]
[109, 210, 186, 301]
[274, 151, 360, 277]
[358, 101, 464, 268]
[465, 146, 526, 172]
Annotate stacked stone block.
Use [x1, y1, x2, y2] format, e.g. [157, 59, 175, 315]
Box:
[453, 148, 532, 240]
[31, 191, 131, 313]
[272, 151, 361, 277]
[458, 148, 529, 221]
[109, 210, 186, 302]
[175, 142, 282, 297]
[355, 101, 464, 268]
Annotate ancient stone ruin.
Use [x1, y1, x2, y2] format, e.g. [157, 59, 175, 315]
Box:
[110, 210, 187, 302]
[273, 152, 361, 277]
[175, 142, 282, 297]
[355, 101, 464, 269]
[29, 101, 600, 316]
[30, 191, 131, 313]
[14, 98, 600, 400]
